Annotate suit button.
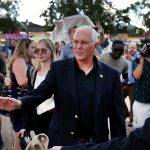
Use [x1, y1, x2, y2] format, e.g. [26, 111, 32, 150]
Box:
[75, 115, 78, 118]
[71, 132, 74, 135]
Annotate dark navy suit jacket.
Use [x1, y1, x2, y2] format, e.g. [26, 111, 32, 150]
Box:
[62, 118, 150, 150]
[20, 57, 126, 147]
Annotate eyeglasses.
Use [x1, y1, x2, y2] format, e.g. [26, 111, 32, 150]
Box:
[34, 48, 47, 55]
[129, 47, 136, 49]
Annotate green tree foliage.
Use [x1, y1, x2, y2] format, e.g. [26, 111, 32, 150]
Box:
[0, 0, 19, 33]
[129, 0, 150, 30]
[0, 17, 19, 33]
[40, 0, 79, 31]
[40, 0, 131, 33]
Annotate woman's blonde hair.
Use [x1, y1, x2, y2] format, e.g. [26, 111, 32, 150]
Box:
[9, 39, 32, 70]
[36, 38, 56, 70]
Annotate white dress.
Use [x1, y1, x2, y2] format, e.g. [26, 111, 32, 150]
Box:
[34, 73, 55, 115]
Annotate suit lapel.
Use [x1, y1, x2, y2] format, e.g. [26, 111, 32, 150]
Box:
[94, 62, 105, 114]
[66, 58, 79, 112]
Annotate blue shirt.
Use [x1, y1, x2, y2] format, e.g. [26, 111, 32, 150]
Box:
[96, 45, 103, 55]
[127, 53, 137, 84]
[127, 60, 135, 84]
[59, 43, 74, 60]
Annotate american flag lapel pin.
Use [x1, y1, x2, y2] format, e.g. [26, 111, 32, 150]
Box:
[100, 74, 103, 78]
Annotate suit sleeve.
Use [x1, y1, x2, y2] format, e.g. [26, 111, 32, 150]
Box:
[21, 62, 56, 110]
[109, 71, 127, 138]
[62, 118, 150, 150]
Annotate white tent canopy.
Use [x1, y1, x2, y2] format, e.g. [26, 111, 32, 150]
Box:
[51, 14, 95, 43]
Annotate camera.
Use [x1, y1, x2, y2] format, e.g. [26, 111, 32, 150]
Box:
[139, 38, 150, 57]
[19, 131, 31, 150]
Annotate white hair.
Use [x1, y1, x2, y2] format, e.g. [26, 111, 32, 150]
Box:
[75, 25, 99, 43]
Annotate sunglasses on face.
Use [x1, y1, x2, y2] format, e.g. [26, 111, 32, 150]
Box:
[34, 48, 47, 55]
[113, 47, 124, 53]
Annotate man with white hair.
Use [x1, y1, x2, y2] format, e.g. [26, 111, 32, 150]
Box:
[0, 25, 126, 148]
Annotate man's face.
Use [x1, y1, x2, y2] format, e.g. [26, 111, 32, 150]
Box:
[73, 30, 95, 62]
[111, 43, 124, 59]
[68, 28, 77, 41]
[128, 44, 137, 55]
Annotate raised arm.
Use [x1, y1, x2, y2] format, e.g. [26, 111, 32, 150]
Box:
[0, 96, 22, 111]
[133, 57, 144, 80]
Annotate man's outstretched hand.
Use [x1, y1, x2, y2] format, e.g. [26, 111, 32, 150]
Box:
[0, 96, 21, 111]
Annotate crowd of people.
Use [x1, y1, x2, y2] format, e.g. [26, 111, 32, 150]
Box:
[0, 24, 150, 150]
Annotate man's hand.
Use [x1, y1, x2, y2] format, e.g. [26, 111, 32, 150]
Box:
[48, 146, 62, 150]
[125, 54, 134, 61]
[96, 20, 104, 34]
[0, 96, 21, 111]
[17, 129, 26, 138]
